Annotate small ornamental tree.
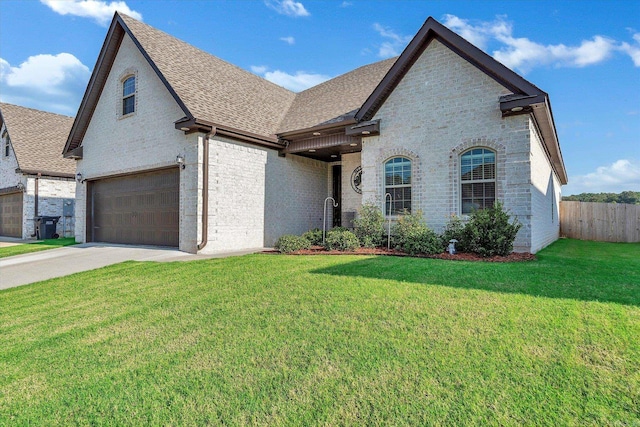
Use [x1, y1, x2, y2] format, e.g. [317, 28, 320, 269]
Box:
[463, 201, 522, 257]
[353, 204, 385, 248]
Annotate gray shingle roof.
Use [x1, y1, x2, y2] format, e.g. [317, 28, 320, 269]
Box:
[277, 57, 397, 134]
[120, 14, 297, 138]
[1, 103, 75, 176]
[119, 14, 396, 138]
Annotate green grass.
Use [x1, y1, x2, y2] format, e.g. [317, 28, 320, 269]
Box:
[0, 237, 77, 258]
[0, 239, 638, 426]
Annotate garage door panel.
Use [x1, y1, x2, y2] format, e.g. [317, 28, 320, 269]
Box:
[0, 192, 23, 238]
[90, 168, 179, 247]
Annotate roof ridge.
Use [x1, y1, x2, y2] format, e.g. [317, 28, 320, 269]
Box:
[0, 102, 75, 119]
[117, 13, 295, 96]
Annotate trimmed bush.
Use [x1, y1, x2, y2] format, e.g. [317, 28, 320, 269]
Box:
[392, 210, 441, 255]
[463, 201, 522, 257]
[324, 229, 360, 251]
[301, 228, 323, 246]
[353, 204, 385, 248]
[274, 235, 311, 254]
[441, 215, 468, 253]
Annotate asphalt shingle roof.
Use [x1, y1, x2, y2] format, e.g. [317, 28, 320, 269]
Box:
[1, 103, 75, 176]
[119, 14, 396, 138]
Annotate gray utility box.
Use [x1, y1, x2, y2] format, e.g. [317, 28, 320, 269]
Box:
[63, 199, 75, 217]
[35, 216, 61, 239]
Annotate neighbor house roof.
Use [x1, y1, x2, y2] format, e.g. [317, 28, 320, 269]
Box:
[0, 103, 75, 177]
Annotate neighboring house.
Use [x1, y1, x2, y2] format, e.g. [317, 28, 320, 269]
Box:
[0, 103, 76, 239]
[63, 13, 566, 254]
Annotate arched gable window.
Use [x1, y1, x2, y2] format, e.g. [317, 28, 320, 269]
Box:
[460, 148, 495, 214]
[384, 157, 411, 215]
[122, 75, 136, 115]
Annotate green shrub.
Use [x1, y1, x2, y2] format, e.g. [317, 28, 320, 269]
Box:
[301, 228, 323, 246]
[324, 229, 360, 251]
[441, 215, 468, 253]
[331, 226, 349, 233]
[274, 234, 311, 254]
[463, 201, 522, 257]
[392, 210, 441, 255]
[353, 204, 385, 248]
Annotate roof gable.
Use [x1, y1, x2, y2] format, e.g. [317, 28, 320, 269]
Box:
[356, 17, 546, 122]
[65, 13, 296, 155]
[1, 103, 75, 177]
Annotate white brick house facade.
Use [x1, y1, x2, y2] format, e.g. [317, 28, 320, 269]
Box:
[64, 13, 566, 254]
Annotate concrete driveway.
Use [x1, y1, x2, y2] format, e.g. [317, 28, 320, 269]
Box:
[0, 243, 262, 290]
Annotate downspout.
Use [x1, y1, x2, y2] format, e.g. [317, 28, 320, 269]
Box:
[197, 131, 212, 251]
[31, 173, 41, 237]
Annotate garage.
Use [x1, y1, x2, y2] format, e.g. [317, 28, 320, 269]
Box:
[0, 191, 23, 238]
[88, 168, 179, 246]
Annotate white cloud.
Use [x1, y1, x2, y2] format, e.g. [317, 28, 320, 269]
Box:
[565, 159, 640, 195]
[372, 23, 411, 58]
[250, 65, 268, 74]
[620, 33, 640, 66]
[280, 36, 295, 45]
[251, 66, 330, 92]
[0, 53, 90, 116]
[340, 1, 353, 7]
[265, 0, 309, 17]
[442, 14, 628, 73]
[40, 0, 142, 26]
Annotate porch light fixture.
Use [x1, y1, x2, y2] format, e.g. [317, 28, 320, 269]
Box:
[309, 149, 316, 152]
[180, 127, 190, 131]
[76, 172, 83, 183]
[510, 106, 523, 112]
[330, 154, 338, 158]
[349, 143, 358, 147]
[312, 132, 321, 136]
[361, 130, 370, 135]
[176, 155, 185, 169]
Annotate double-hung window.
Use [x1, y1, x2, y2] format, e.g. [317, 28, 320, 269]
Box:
[460, 148, 496, 214]
[384, 157, 411, 215]
[122, 76, 136, 115]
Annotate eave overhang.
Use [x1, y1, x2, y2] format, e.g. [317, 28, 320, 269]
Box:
[15, 169, 75, 179]
[174, 118, 285, 150]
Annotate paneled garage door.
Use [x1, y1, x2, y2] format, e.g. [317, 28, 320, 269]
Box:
[89, 168, 179, 246]
[0, 192, 23, 238]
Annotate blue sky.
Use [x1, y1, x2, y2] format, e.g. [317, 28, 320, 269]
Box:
[1, 0, 638, 195]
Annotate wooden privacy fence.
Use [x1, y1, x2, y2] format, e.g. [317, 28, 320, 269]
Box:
[560, 201, 640, 243]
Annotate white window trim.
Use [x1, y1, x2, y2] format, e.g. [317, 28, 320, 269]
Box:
[459, 147, 497, 215]
[383, 156, 412, 217]
[118, 68, 138, 119]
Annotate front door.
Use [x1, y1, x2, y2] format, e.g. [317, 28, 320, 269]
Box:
[332, 165, 341, 227]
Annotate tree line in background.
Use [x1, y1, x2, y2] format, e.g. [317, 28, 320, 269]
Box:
[562, 191, 640, 205]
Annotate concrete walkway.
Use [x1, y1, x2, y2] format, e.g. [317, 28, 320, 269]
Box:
[0, 243, 263, 290]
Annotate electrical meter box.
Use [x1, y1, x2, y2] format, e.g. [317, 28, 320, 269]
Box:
[63, 199, 75, 217]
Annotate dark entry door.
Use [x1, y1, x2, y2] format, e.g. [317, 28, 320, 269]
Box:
[332, 165, 341, 227]
[89, 168, 179, 246]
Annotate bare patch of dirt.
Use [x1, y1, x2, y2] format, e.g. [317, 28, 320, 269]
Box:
[263, 246, 536, 262]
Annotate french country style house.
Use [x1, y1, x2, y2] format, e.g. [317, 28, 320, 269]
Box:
[1, 103, 76, 239]
[63, 13, 566, 254]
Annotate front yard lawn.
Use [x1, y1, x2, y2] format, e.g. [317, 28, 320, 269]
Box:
[0, 239, 638, 425]
[0, 237, 76, 258]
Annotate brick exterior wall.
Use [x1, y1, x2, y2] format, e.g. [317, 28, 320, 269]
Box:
[529, 118, 562, 252]
[196, 135, 328, 253]
[360, 39, 539, 252]
[74, 33, 199, 253]
[340, 152, 362, 225]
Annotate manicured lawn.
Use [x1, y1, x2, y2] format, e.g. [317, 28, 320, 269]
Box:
[0, 237, 76, 258]
[0, 239, 638, 426]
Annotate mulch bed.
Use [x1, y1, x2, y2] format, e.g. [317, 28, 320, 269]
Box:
[263, 246, 536, 262]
